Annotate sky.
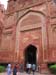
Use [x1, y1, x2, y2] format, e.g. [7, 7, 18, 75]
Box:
[0, 0, 8, 9]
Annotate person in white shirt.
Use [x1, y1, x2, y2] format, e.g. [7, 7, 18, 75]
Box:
[26, 63, 31, 73]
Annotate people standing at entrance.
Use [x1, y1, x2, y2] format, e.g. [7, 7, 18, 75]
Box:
[19, 62, 24, 72]
[6, 64, 12, 75]
[28, 63, 31, 73]
[26, 62, 31, 74]
[13, 65, 17, 75]
[26, 62, 29, 73]
[32, 64, 36, 75]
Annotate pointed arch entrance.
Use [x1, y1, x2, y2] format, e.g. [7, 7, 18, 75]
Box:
[24, 44, 37, 65]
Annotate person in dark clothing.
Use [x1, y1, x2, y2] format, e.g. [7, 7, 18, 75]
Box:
[13, 65, 17, 75]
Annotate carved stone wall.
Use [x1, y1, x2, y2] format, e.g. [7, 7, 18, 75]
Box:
[0, 0, 56, 70]
[47, 0, 56, 62]
[0, 3, 5, 50]
[7, 0, 46, 14]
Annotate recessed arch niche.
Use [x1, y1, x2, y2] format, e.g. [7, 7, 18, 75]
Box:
[15, 10, 47, 62]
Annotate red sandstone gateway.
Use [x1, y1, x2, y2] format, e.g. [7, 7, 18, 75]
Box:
[0, 0, 56, 73]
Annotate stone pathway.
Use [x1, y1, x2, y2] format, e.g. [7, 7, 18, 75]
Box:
[0, 72, 53, 75]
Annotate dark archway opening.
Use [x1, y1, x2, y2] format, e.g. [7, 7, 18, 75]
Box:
[24, 44, 37, 66]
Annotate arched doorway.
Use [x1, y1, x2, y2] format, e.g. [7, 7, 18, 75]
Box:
[24, 44, 37, 66]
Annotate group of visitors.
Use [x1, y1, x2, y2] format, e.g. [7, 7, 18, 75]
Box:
[26, 63, 36, 74]
[6, 63, 36, 75]
[6, 64, 17, 75]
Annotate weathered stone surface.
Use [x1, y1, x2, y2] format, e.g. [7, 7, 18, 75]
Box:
[0, 3, 5, 50]
[0, 0, 56, 73]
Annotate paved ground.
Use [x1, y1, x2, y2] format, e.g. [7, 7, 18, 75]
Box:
[0, 72, 53, 75]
